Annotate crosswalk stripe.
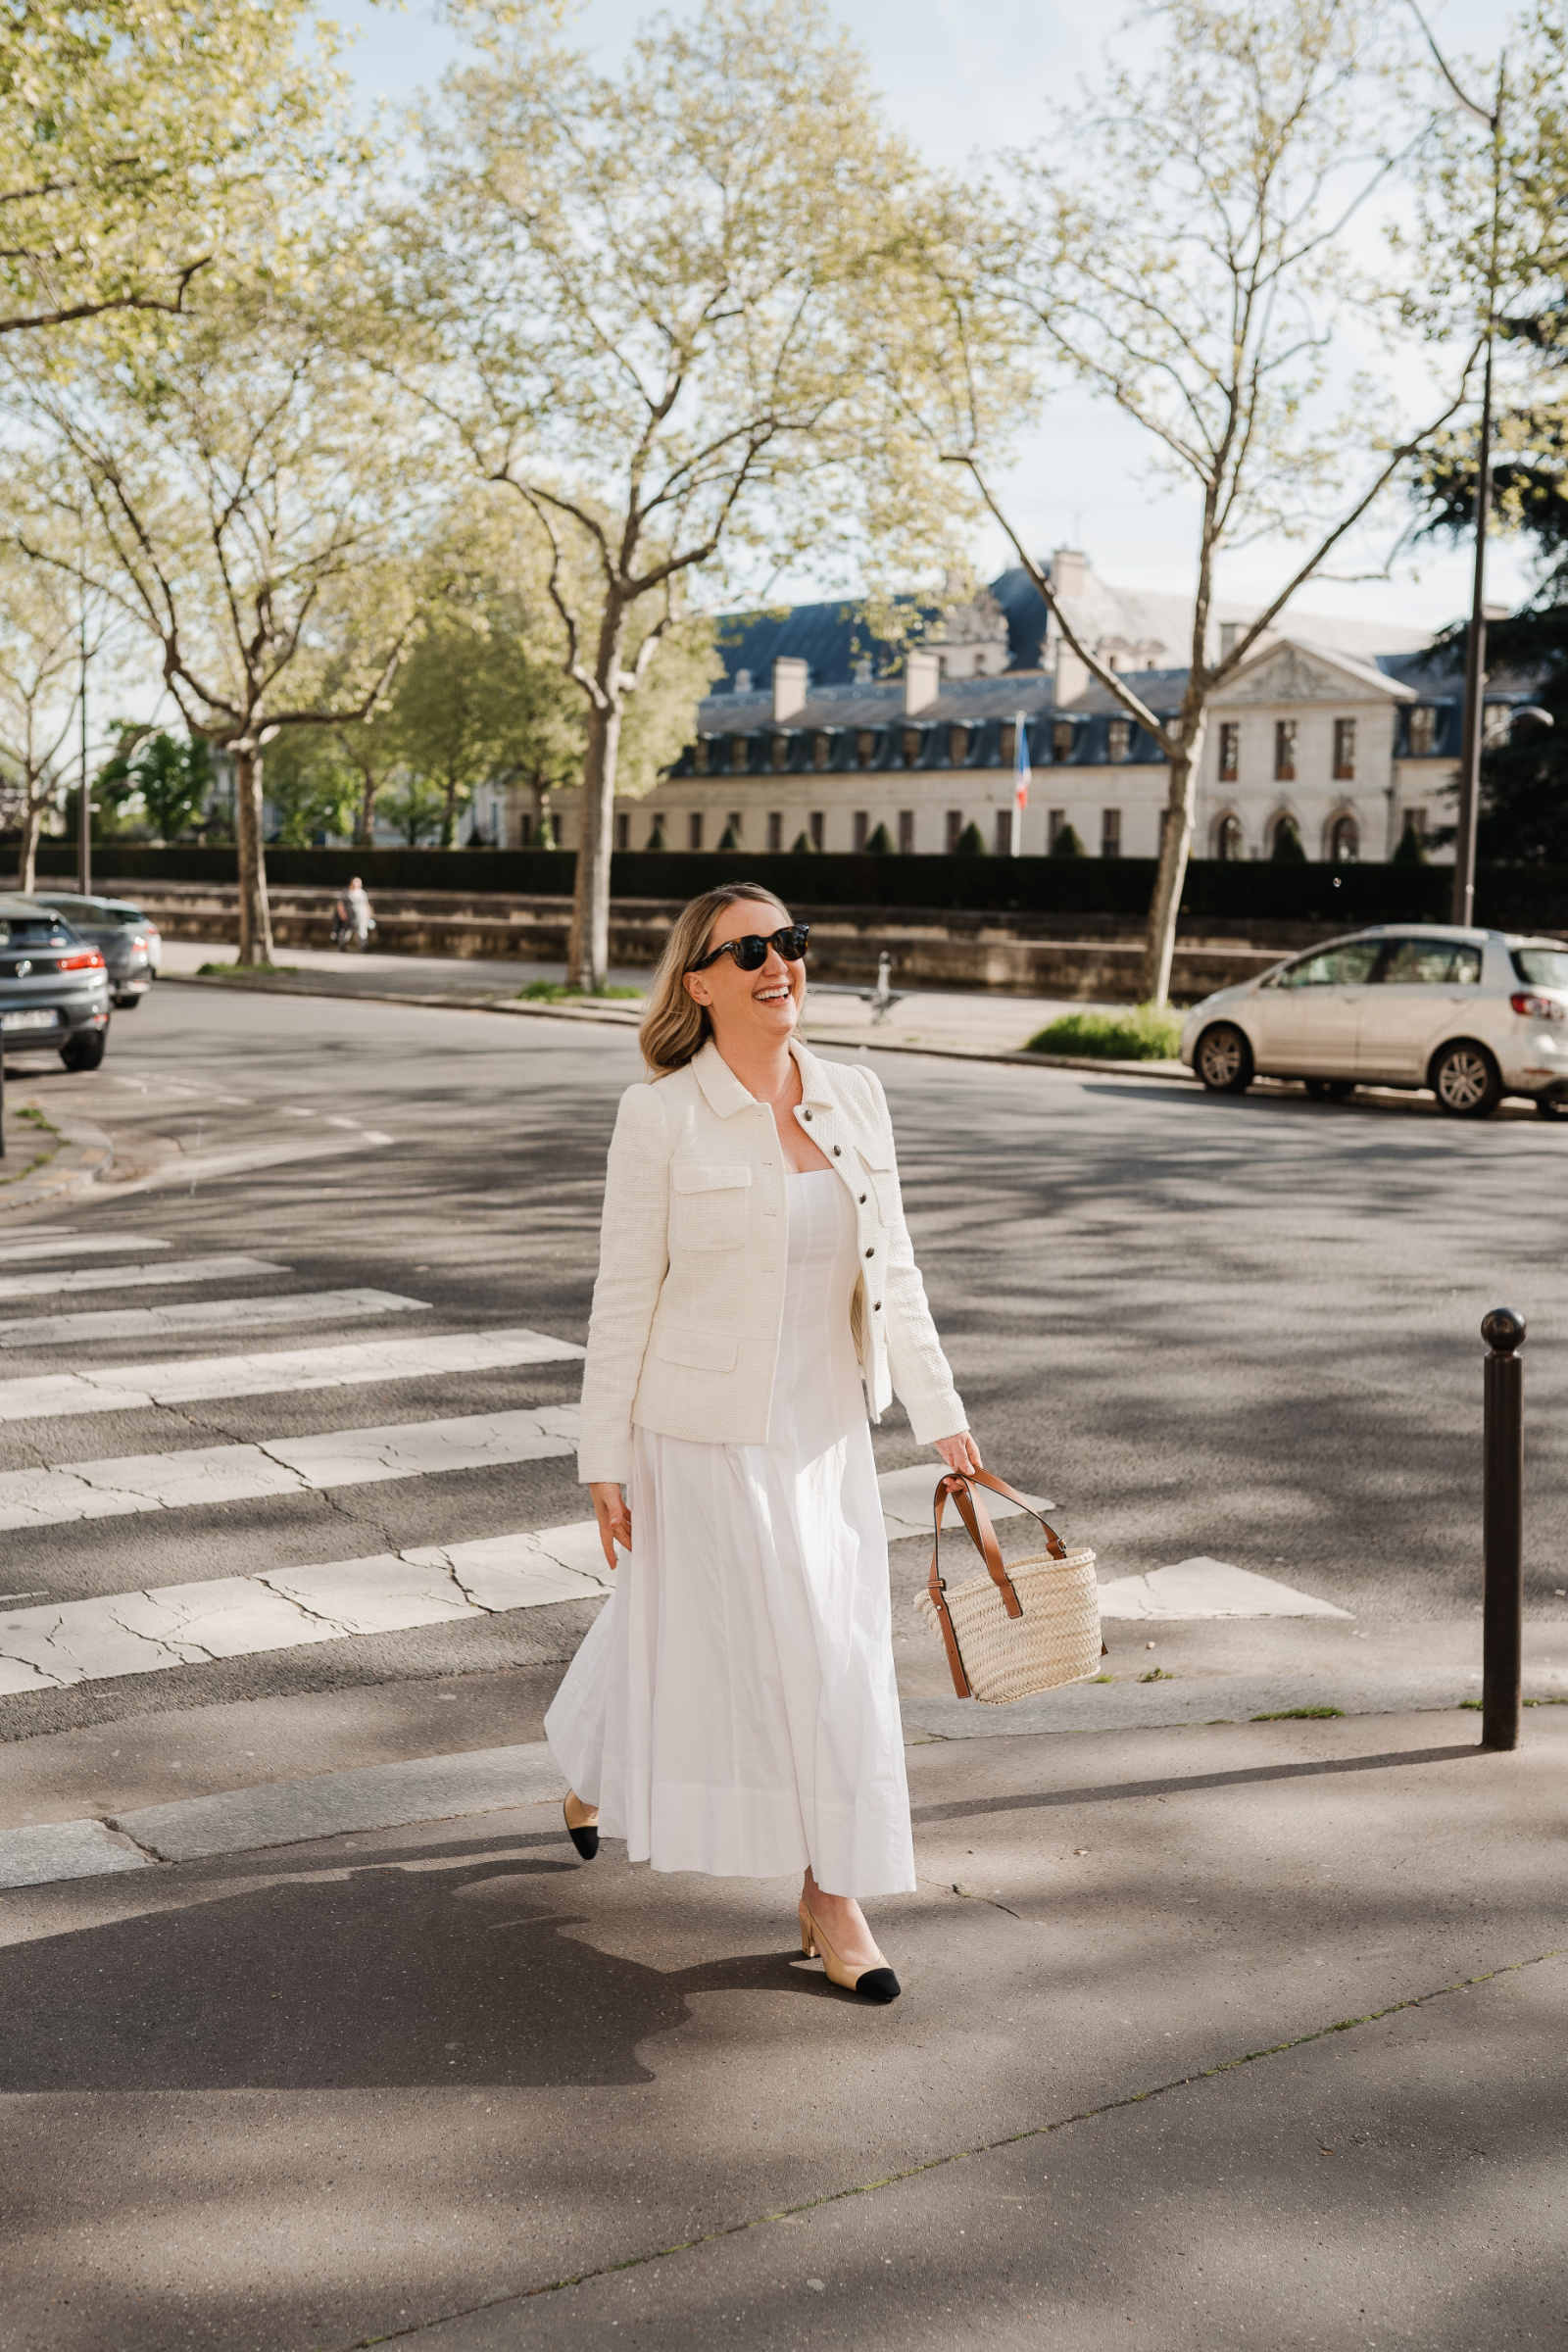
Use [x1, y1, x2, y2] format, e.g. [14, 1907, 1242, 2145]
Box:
[123, 1132, 394, 1192]
[0, 1287, 430, 1348]
[0, 1253, 283, 1303]
[0, 1404, 579, 1529]
[0, 1236, 170, 1266]
[0, 1326, 584, 1422]
[0, 1523, 610, 1690]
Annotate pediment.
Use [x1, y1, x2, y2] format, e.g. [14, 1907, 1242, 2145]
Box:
[1216, 639, 1408, 707]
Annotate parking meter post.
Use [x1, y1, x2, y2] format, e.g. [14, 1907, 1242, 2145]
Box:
[1480, 1307, 1526, 1752]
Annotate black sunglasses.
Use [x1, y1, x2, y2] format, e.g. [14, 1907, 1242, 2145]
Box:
[690, 923, 810, 973]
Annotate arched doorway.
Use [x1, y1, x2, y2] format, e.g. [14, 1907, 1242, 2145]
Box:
[1213, 811, 1243, 861]
[1327, 811, 1360, 863]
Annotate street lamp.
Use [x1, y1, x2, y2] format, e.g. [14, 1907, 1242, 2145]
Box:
[1406, 4, 1506, 930]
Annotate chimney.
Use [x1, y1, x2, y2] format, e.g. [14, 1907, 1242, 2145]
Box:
[1054, 639, 1088, 705]
[771, 657, 808, 723]
[904, 649, 941, 713]
[1050, 548, 1086, 600]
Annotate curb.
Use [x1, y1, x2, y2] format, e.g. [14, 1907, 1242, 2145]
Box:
[0, 1106, 114, 1218]
[160, 971, 1196, 1082]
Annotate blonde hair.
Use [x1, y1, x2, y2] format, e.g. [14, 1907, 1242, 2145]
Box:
[639, 883, 793, 1077]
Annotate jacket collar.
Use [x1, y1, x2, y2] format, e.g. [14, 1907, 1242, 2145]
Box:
[690, 1035, 839, 1117]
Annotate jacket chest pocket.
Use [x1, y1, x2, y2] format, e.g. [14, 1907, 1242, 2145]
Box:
[856, 1149, 898, 1225]
[671, 1162, 753, 1251]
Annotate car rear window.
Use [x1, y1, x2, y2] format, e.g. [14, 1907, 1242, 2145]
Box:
[0, 917, 78, 947]
[1379, 939, 1482, 986]
[1512, 948, 1568, 990]
[108, 906, 150, 926]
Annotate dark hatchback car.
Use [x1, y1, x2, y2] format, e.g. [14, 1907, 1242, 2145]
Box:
[0, 897, 111, 1069]
[31, 892, 156, 1007]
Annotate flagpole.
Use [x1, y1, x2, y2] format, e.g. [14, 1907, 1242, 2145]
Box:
[1012, 710, 1030, 857]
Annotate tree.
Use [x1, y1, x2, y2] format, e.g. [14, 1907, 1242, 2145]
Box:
[945, 0, 1478, 1003]
[20, 272, 439, 961]
[0, 0, 341, 341]
[1050, 823, 1085, 858]
[256, 725, 360, 848]
[379, 774, 447, 847]
[381, 0, 1004, 986]
[955, 821, 987, 855]
[0, 548, 87, 888]
[392, 585, 579, 849]
[97, 729, 214, 842]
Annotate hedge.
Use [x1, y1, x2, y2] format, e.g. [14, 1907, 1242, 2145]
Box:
[17, 836, 1568, 931]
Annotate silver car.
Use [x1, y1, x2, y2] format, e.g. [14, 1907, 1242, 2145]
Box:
[0, 896, 112, 1069]
[1182, 924, 1568, 1120]
[31, 893, 158, 1006]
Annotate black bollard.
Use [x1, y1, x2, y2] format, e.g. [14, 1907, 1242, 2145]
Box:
[1480, 1307, 1527, 1751]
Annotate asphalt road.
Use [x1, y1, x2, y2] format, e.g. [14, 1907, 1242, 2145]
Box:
[5, 980, 1568, 2352]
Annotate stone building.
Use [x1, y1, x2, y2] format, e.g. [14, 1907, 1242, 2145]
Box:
[539, 554, 1524, 863]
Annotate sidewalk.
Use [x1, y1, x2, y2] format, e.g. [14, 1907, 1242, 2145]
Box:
[1, 1690, 1561, 2350]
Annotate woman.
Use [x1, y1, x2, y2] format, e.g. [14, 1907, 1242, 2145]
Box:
[545, 884, 981, 2003]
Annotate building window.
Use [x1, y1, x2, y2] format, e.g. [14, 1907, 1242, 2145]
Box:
[1052, 719, 1074, 762]
[1102, 808, 1122, 858]
[808, 809, 824, 852]
[725, 809, 742, 842]
[1408, 706, 1437, 756]
[898, 809, 914, 855]
[766, 811, 783, 853]
[949, 724, 969, 766]
[1404, 805, 1428, 844]
[1483, 702, 1512, 749]
[1107, 718, 1132, 763]
[857, 729, 877, 769]
[1218, 721, 1239, 782]
[687, 811, 704, 851]
[902, 727, 922, 768]
[1214, 812, 1243, 861]
[693, 739, 710, 775]
[946, 809, 963, 853]
[1328, 812, 1360, 862]
[769, 734, 788, 772]
[1047, 808, 1066, 849]
[519, 811, 533, 847]
[1334, 717, 1356, 780]
[731, 735, 750, 772]
[999, 720, 1016, 764]
[614, 811, 630, 852]
[994, 808, 1013, 856]
[812, 732, 831, 771]
[853, 810, 869, 851]
[1275, 718, 1297, 780]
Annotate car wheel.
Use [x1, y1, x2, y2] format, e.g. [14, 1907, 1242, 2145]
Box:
[60, 1028, 108, 1073]
[112, 992, 141, 1010]
[1430, 1040, 1502, 1119]
[1303, 1078, 1354, 1102]
[1536, 1095, 1568, 1121]
[1195, 1022, 1254, 1094]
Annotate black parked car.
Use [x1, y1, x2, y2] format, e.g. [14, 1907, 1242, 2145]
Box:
[31, 893, 157, 1007]
[0, 897, 111, 1070]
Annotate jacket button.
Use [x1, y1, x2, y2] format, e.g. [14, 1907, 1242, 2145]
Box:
[858, 1192, 866, 1203]
[803, 1109, 811, 1121]
[833, 1144, 841, 1155]
[865, 1246, 874, 1258]
[873, 1301, 882, 1311]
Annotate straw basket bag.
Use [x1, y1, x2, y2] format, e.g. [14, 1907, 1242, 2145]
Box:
[913, 1469, 1102, 1704]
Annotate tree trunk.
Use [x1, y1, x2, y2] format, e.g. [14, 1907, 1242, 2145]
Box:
[234, 744, 274, 967]
[441, 775, 459, 850]
[566, 608, 627, 992]
[1141, 720, 1204, 1004]
[15, 791, 44, 891]
[356, 766, 380, 849]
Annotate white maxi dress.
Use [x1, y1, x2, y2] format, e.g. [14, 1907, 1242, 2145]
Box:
[544, 1167, 915, 1897]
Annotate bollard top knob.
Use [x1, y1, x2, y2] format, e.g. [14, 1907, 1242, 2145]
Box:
[1482, 1306, 1527, 1355]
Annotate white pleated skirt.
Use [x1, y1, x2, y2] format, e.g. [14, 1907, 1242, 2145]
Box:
[545, 1168, 914, 1897]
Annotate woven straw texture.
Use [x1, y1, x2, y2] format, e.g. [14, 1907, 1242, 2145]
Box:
[915, 1545, 1101, 1705]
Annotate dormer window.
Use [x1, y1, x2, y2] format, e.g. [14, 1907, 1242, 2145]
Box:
[734, 668, 752, 694]
[1052, 719, 1073, 762]
[1409, 707, 1436, 756]
[856, 729, 876, 769]
[693, 739, 710, 775]
[770, 735, 788, 772]
[1107, 718, 1132, 762]
[999, 720, 1016, 764]
[948, 724, 969, 765]
[812, 732, 831, 771]
[730, 735, 750, 772]
[902, 727, 922, 767]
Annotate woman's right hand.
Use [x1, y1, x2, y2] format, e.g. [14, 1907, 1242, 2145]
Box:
[590, 1480, 632, 1569]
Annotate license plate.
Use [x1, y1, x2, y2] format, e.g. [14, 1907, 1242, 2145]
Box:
[0, 1008, 59, 1032]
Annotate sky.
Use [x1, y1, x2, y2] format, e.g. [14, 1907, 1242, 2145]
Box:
[337, 0, 1535, 643]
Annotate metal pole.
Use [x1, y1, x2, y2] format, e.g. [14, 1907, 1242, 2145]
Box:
[1450, 332, 1493, 929]
[1480, 1305, 1526, 1751]
[77, 572, 90, 901]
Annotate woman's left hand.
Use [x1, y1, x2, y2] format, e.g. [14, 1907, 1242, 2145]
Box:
[932, 1430, 983, 1477]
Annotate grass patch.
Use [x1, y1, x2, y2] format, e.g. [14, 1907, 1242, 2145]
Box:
[1140, 1666, 1175, 1683]
[515, 980, 643, 1004]
[1024, 1002, 1184, 1061]
[1089, 1672, 1114, 1684]
[1251, 1705, 1346, 1721]
[15, 1104, 53, 1130]
[197, 960, 299, 978]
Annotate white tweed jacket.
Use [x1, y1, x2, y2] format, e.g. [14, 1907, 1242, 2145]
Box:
[576, 1038, 966, 1484]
